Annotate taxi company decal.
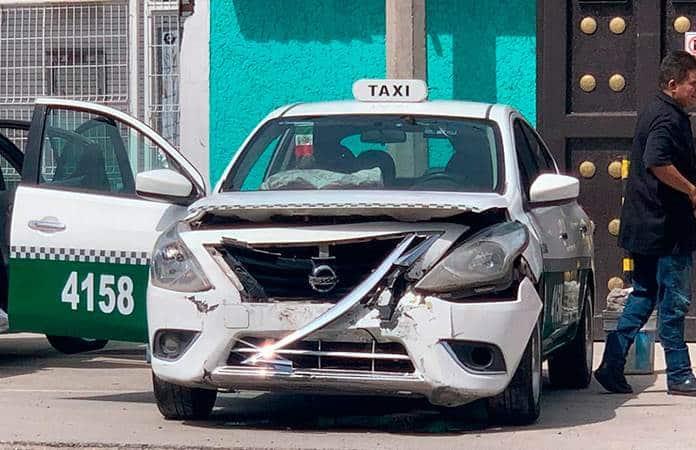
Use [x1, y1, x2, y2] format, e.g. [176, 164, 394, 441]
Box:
[10, 246, 150, 265]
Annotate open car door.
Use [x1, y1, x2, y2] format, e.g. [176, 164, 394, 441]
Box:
[0, 121, 27, 330]
[8, 98, 205, 342]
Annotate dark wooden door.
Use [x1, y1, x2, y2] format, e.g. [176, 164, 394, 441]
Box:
[538, 0, 696, 339]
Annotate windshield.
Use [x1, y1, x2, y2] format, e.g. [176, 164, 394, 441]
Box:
[221, 115, 502, 193]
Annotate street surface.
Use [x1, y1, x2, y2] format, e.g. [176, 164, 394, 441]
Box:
[0, 334, 694, 449]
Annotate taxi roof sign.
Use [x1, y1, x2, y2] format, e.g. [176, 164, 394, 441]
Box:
[352, 79, 428, 103]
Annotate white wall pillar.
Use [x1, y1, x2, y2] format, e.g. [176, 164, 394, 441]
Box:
[385, 0, 426, 80]
[385, 0, 427, 175]
[179, 0, 210, 189]
[128, 0, 139, 118]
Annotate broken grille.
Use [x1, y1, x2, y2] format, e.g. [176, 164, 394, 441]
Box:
[214, 236, 404, 302]
[228, 337, 415, 374]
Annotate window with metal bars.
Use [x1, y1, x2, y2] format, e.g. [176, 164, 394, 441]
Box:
[0, 3, 129, 106]
[0, 0, 184, 178]
[147, 10, 181, 146]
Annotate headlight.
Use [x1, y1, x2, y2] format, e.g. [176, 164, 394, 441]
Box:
[415, 221, 529, 298]
[150, 223, 212, 292]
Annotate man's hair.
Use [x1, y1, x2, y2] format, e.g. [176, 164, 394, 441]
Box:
[659, 50, 696, 89]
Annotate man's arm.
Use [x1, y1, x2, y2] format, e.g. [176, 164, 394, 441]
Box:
[650, 164, 696, 207]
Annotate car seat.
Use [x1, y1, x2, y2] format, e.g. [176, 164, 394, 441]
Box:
[445, 127, 494, 190]
[314, 144, 357, 173]
[356, 150, 396, 186]
[72, 144, 111, 191]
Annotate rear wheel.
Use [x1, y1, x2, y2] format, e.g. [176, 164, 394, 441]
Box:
[45, 335, 108, 354]
[487, 319, 542, 425]
[152, 372, 217, 420]
[547, 284, 594, 389]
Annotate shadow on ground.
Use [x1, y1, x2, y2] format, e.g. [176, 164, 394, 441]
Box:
[0, 335, 662, 434]
[182, 371, 658, 434]
[0, 334, 146, 378]
[77, 369, 659, 435]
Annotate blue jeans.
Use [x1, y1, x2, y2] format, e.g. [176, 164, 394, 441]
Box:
[602, 253, 694, 386]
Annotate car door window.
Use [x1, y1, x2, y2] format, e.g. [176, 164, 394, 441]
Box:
[0, 139, 21, 191]
[0, 157, 20, 191]
[427, 138, 455, 170]
[513, 120, 538, 200]
[520, 122, 556, 174]
[0, 127, 27, 191]
[39, 108, 175, 195]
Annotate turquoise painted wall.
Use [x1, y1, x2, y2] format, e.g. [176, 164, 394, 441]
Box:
[426, 0, 537, 123]
[209, 0, 386, 182]
[209, 0, 536, 183]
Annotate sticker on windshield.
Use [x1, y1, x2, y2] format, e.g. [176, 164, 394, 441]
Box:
[294, 124, 313, 155]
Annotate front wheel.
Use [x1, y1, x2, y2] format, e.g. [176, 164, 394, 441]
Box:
[152, 372, 217, 420]
[547, 284, 594, 389]
[45, 335, 108, 354]
[487, 319, 542, 425]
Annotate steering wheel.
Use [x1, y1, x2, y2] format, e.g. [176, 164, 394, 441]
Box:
[412, 172, 461, 189]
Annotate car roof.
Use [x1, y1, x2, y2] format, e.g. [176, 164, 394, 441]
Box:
[276, 100, 509, 120]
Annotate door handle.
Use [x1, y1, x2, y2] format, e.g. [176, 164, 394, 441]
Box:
[28, 217, 66, 233]
[560, 232, 569, 240]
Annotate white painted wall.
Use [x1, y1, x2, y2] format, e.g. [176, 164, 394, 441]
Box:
[179, 0, 210, 189]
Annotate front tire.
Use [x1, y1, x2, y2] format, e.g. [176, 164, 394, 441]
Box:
[45, 335, 108, 354]
[487, 319, 542, 425]
[152, 372, 217, 420]
[547, 284, 594, 389]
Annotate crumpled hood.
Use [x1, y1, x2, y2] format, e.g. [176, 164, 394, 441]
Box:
[189, 190, 508, 222]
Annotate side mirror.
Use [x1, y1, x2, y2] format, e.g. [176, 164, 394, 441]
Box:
[136, 169, 193, 203]
[529, 173, 579, 204]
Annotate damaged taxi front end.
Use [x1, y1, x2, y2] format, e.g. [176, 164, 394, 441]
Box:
[147, 191, 543, 408]
[146, 90, 592, 424]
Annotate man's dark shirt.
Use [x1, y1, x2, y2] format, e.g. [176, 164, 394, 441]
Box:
[619, 92, 696, 255]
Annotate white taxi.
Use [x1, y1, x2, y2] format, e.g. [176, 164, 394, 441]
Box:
[148, 80, 595, 425]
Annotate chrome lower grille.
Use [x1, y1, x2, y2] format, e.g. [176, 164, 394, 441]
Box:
[228, 337, 415, 374]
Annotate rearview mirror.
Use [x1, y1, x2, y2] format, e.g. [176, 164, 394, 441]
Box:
[360, 129, 407, 143]
[529, 173, 579, 203]
[136, 169, 193, 203]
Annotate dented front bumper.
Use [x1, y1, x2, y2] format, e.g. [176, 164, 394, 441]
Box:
[148, 275, 542, 407]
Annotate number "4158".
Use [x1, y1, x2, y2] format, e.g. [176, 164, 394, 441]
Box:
[61, 272, 135, 316]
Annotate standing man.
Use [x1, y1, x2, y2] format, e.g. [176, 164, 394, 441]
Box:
[595, 50, 696, 396]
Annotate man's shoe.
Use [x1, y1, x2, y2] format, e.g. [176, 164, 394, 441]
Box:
[668, 377, 696, 397]
[594, 364, 633, 394]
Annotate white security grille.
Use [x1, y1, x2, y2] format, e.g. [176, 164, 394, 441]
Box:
[0, 0, 182, 185]
[145, 0, 180, 147]
[0, 2, 130, 107]
[0, 1, 131, 186]
[147, 0, 179, 7]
